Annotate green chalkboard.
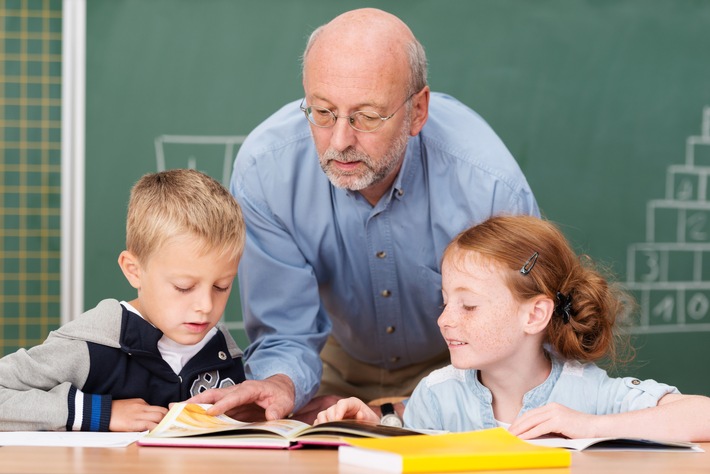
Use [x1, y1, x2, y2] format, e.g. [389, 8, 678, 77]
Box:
[84, 1, 710, 395]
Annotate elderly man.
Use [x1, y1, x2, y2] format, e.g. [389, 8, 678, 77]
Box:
[190, 8, 539, 422]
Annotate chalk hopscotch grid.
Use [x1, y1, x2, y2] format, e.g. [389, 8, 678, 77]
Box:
[626, 107, 710, 334]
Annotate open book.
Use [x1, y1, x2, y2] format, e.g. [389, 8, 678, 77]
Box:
[138, 403, 425, 449]
[527, 436, 703, 452]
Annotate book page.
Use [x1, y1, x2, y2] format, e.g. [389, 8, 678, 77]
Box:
[300, 419, 427, 438]
[527, 437, 703, 452]
[147, 403, 310, 439]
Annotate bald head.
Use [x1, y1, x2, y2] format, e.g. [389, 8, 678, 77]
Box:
[328, 8, 410, 32]
[302, 8, 427, 96]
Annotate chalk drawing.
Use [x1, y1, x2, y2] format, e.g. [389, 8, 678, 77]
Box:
[626, 107, 710, 334]
[154, 135, 246, 187]
[154, 134, 247, 332]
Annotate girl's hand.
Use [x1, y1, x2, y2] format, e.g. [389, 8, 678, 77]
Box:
[508, 403, 599, 440]
[109, 398, 168, 432]
[313, 397, 380, 425]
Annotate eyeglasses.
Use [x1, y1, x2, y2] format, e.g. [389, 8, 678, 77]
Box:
[299, 94, 414, 133]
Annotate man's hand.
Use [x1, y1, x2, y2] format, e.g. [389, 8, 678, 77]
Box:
[109, 398, 168, 432]
[187, 374, 296, 421]
[508, 403, 598, 440]
[313, 397, 379, 425]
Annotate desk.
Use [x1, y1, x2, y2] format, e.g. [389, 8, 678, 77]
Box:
[0, 443, 708, 474]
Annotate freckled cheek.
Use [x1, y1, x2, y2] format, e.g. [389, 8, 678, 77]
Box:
[468, 316, 516, 350]
[470, 325, 509, 351]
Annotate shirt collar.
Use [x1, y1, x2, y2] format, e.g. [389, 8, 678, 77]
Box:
[392, 134, 419, 201]
[464, 352, 564, 408]
[341, 134, 420, 211]
[521, 353, 564, 409]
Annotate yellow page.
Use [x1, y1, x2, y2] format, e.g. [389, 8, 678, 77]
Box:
[148, 403, 310, 439]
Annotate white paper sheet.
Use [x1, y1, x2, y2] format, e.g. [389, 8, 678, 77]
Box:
[0, 431, 147, 447]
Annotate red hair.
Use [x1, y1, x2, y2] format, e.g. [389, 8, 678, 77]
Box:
[443, 215, 634, 365]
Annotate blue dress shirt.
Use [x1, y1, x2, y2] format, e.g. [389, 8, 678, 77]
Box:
[231, 92, 539, 409]
[404, 355, 680, 431]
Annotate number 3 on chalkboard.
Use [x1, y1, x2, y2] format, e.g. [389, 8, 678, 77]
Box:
[641, 251, 660, 282]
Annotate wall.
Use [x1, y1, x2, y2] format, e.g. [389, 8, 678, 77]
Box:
[0, 0, 62, 355]
[83, 0, 710, 394]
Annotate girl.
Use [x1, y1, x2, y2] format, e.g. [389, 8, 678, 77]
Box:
[315, 215, 710, 441]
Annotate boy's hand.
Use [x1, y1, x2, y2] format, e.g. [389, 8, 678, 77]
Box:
[109, 398, 168, 432]
[313, 397, 379, 425]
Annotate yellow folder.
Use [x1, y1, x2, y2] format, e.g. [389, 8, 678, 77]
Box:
[339, 427, 571, 473]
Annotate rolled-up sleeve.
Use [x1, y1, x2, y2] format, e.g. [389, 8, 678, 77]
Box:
[610, 377, 680, 413]
[551, 362, 680, 415]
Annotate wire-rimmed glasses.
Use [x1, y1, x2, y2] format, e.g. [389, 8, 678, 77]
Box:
[299, 94, 414, 133]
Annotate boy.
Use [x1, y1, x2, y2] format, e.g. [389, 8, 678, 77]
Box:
[0, 169, 246, 432]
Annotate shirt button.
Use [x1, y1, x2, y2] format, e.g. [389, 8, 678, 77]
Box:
[631, 379, 641, 385]
[381, 289, 391, 297]
[376, 251, 386, 258]
[218, 351, 227, 360]
[390, 356, 400, 363]
[386, 326, 396, 334]
[397, 189, 404, 197]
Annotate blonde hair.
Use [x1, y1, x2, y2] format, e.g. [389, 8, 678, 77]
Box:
[125, 169, 245, 264]
[443, 215, 635, 366]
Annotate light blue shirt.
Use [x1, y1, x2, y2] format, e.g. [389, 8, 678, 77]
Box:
[231, 92, 539, 409]
[404, 355, 680, 431]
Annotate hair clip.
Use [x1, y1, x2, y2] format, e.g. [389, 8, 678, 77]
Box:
[555, 291, 573, 324]
[520, 252, 539, 275]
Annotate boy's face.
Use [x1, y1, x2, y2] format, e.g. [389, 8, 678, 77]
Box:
[437, 252, 532, 372]
[123, 234, 238, 345]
